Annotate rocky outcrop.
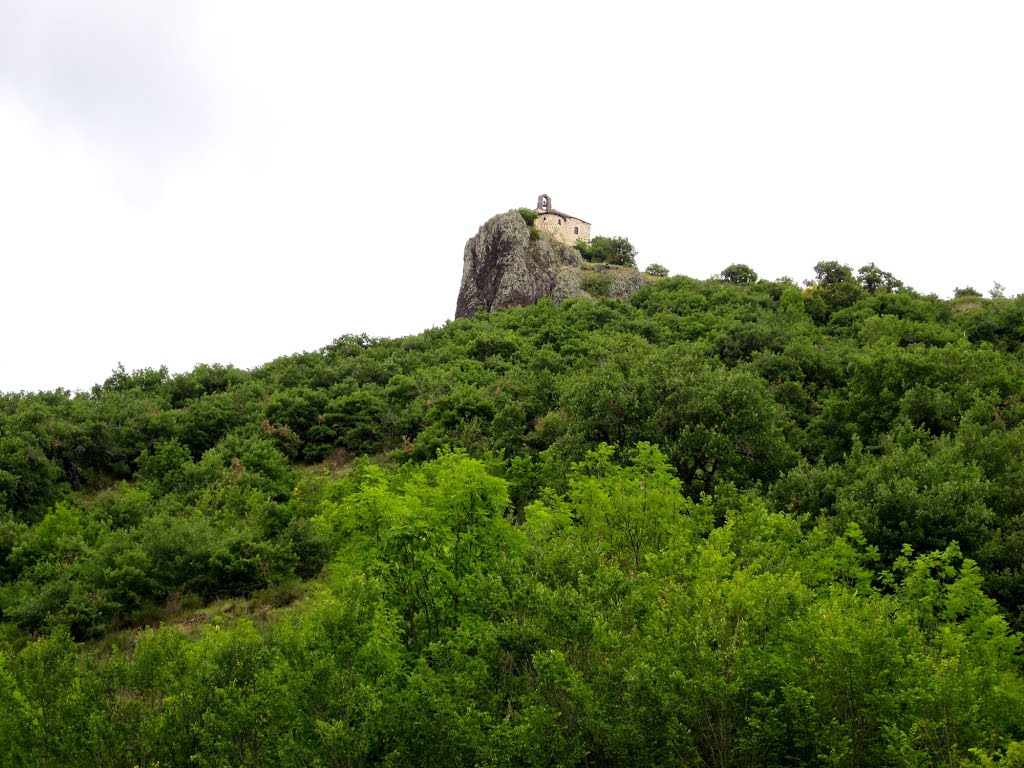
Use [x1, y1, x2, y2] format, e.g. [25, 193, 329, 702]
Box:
[455, 211, 648, 318]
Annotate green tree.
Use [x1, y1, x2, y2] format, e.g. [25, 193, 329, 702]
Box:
[719, 263, 758, 284]
[578, 236, 638, 267]
[798, 436, 998, 566]
[805, 260, 863, 320]
[857, 262, 903, 294]
[568, 442, 684, 568]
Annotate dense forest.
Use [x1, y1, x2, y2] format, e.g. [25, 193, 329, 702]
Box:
[2, 261, 1024, 766]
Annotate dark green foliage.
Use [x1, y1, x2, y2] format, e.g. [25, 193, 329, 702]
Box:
[0, 433, 63, 520]
[577, 235, 638, 267]
[719, 262, 758, 283]
[804, 259, 864, 321]
[178, 390, 251, 458]
[858, 262, 904, 294]
[555, 341, 796, 496]
[644, 263, 669, 277]
[955, 285, 983, 298]
[957, 294, 1024, 352]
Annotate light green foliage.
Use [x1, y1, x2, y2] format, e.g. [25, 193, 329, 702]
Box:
[30, 502, 86, 555]
[964, 742, 1024, 767]
[568, 442, 683, 568]
[1, 458, 1023, 765]
[802, 521, 879, 591]
[317, 451, 516, 648]
[517, 207, 538, 227]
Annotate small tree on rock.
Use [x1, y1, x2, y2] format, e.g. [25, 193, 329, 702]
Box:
[578, 236, 637, 267]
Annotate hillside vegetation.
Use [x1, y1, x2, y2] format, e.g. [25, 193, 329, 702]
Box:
[2, 263, 1024, 766]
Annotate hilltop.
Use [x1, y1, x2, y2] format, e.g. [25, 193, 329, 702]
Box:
[2, 268, 1024, 765]
[456, 210, 650, 318]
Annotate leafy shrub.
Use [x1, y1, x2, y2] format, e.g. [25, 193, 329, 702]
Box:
[645, 263, 669, 277]
[517, 208, 538, 226]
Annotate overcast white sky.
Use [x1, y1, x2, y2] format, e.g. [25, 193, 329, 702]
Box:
[1, 1, 1022, 393]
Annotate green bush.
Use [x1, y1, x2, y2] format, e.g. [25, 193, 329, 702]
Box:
[645, 263, 669, 277]
[518, 208, 540, 240]
[577, 235, 637, 267]
[517, 208, 538, 226]
[720, 263, 758, 284]
[955, 286, 983, 298]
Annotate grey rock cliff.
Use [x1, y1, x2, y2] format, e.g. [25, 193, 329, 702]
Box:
[455, 211, 647, 318]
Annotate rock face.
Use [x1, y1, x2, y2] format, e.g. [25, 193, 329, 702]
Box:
[455, 211, 648, 319]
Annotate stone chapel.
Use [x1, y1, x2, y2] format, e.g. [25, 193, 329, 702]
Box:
[533, 194, 591, 247]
